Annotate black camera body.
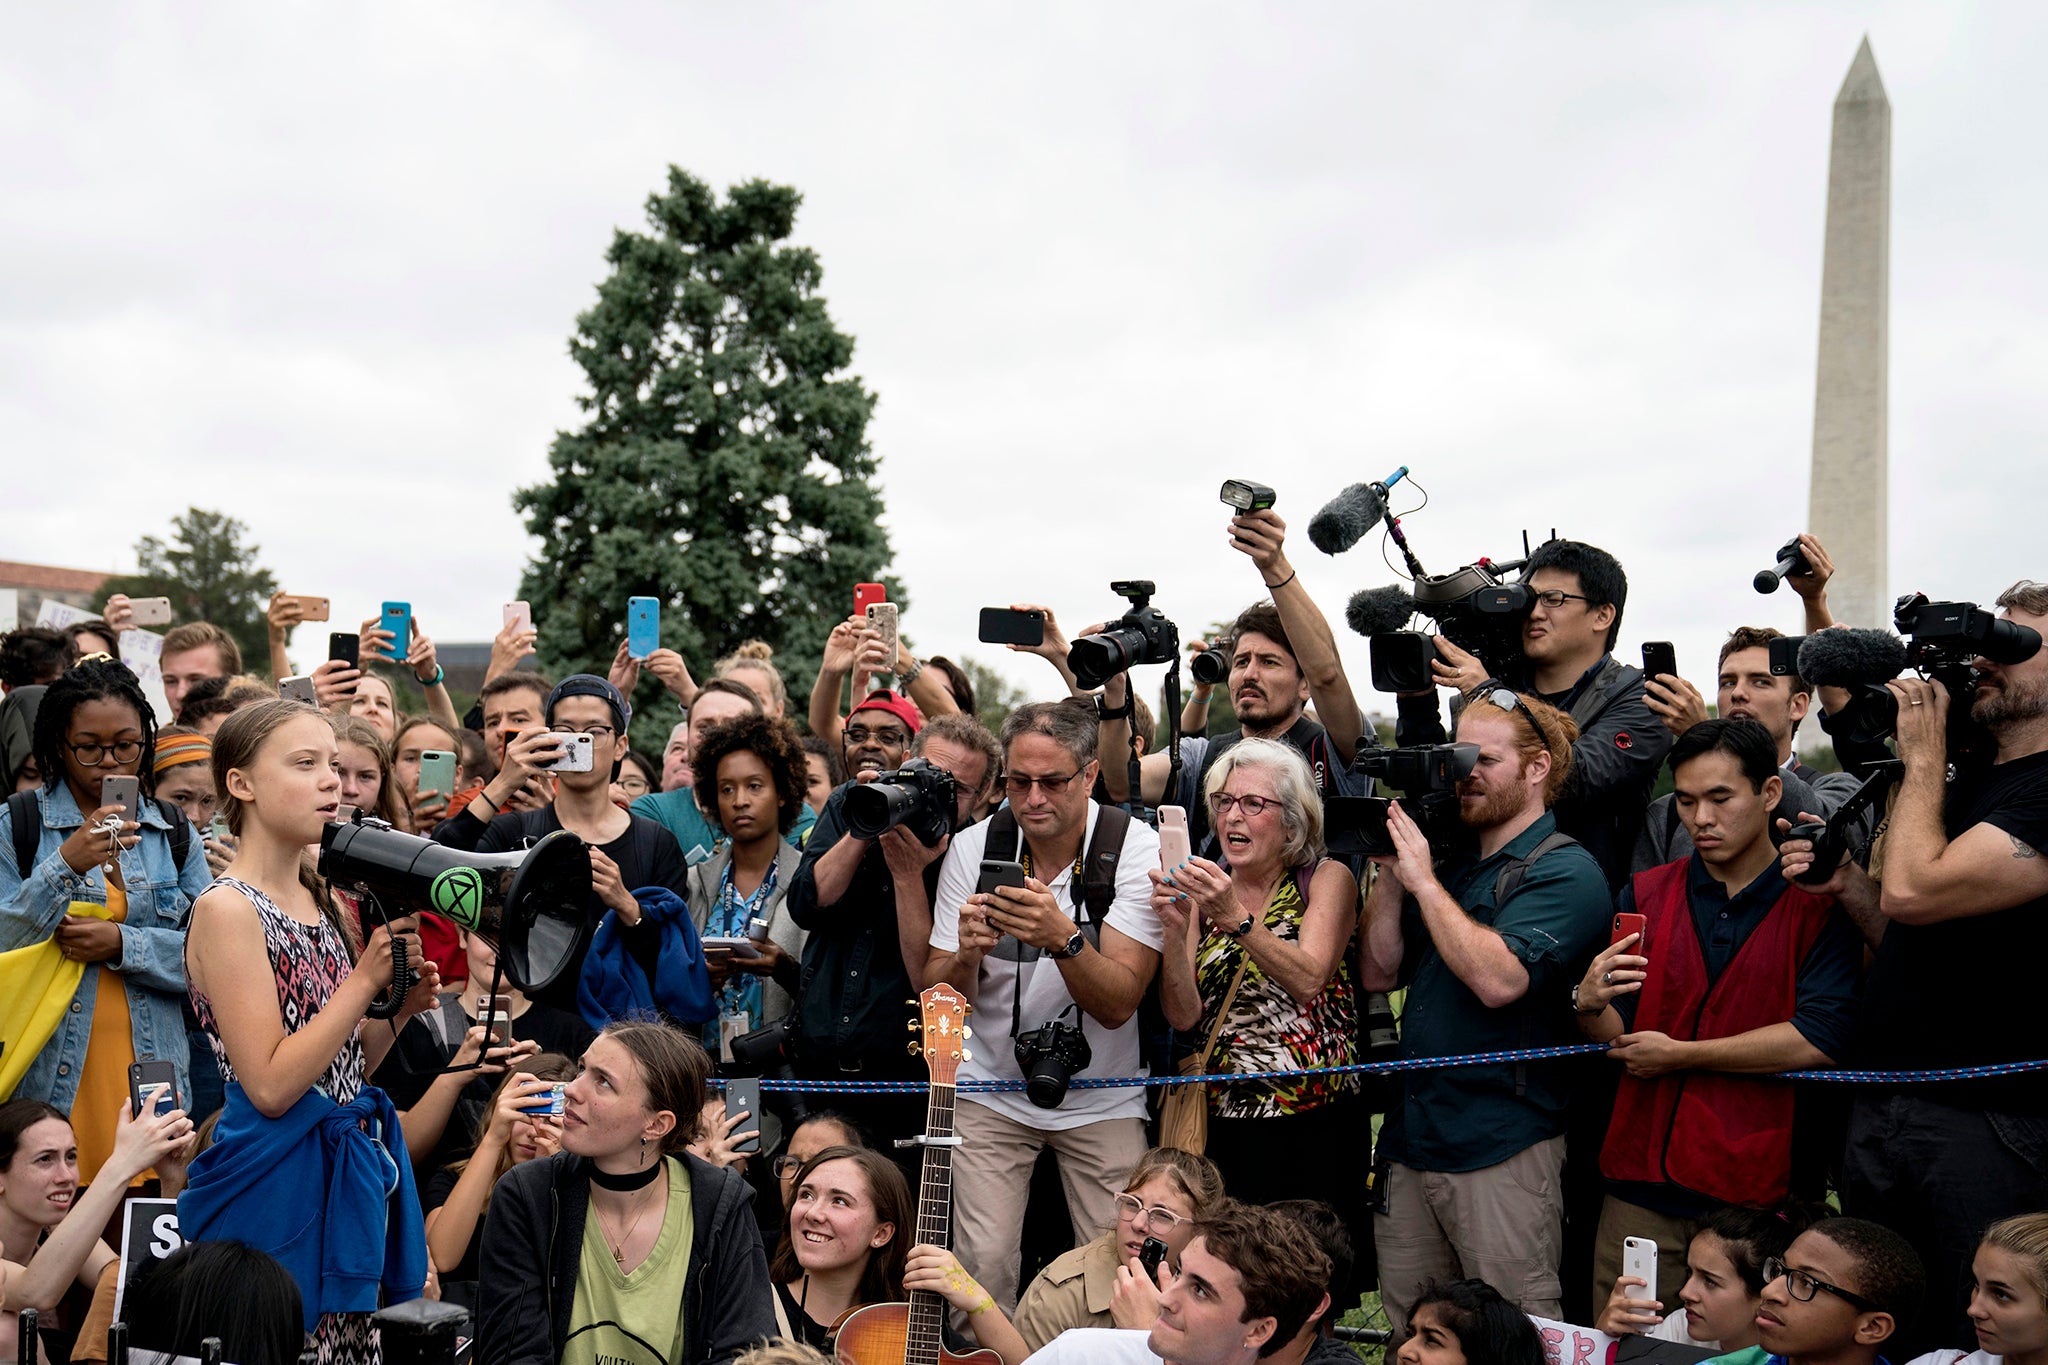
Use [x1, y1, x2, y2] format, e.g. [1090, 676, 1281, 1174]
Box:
[1069, 581, 1181, 691]
[1412, 561, 1533, 678]
[1327, 742, 1480, 858]
[843, 757, 958, 846]
[1014, 1016, 1093, 1109]
[1824, 594, 2044, 762]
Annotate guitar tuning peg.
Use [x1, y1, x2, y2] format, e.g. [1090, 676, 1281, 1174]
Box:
[904, 998, 919, 1008]
[907, 1041, 923, 1057]
[961, 1026, 973, 1039]
[908, 1021, 921, 1032]
[961, 1048, 973, 1063]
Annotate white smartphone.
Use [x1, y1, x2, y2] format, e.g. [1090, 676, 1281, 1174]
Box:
[129, 597, 174, 627]
[504, 601, 532, 633]
[280, 675, 318, 706]
[1158, 805, 1191, 871]
[864, 601, 899, 676]
[536, 732, 595, 773]
[1622, 1236, 1659, 1296]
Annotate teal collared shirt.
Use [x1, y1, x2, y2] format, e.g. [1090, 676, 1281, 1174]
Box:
[631, 788, 816, 865]
[1376, 811, 1612, 1173]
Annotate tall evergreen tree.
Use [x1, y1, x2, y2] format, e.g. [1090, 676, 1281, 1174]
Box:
[95, 507, 279, 669]
[516, 168, 896, 747]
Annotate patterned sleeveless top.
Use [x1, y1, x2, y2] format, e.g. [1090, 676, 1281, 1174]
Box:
[1194, 863, 1360, 1119]
[190, 876, 364, 1104]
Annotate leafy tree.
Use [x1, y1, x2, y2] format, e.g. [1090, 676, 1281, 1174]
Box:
[949, 656, 1034, 737]
[95, 508, 278, 670]
[515, 168, 896, 753]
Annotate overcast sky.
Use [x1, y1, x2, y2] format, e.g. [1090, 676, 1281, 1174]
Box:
[5, 3, 2044, 719]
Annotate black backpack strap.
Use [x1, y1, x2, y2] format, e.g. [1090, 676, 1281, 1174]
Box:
[8, 788, 39, 879]
[984, 806, 1020, 863]
[149, 796, 194, 873]
[1489, 829, 1580, 1097]
[1078, 806, 1132, 927]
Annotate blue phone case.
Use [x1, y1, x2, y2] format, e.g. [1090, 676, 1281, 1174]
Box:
[627, 597, 659, 659]
[379, 602, 411, 662]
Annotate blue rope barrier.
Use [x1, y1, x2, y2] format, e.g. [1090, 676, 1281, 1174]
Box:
[708, 1045, 2048, 1095]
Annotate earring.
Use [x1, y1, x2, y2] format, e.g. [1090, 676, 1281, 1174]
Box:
[640, 1135, 648, 1168]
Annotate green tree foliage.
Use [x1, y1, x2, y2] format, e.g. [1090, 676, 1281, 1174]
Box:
[516, 168, 895, 752]
[95, 508, 278, 670]
[949, 656, 1034, 737]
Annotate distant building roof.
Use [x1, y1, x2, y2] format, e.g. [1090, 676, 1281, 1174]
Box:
[0, 561, 113, 595]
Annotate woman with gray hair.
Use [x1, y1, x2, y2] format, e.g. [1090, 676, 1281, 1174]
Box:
[1149, 737, 1362, 1219]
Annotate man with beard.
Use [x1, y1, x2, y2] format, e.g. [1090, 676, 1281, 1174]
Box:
[1782, 579, 2048, 1356]
[1632, 626, 1863, 871]
[1359, 684, 1612, 1337]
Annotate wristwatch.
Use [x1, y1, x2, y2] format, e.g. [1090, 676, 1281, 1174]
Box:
[1053, 928, 1087, 959]
[1570, 983, 1604, 1016]
[1226, 916, 1256, 939]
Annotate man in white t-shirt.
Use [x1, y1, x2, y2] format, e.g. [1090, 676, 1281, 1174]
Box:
[928, 700, 1164, 1314]
[1021, 1202, 1335, 1365]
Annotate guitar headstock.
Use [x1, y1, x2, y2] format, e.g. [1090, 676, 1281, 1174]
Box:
[914, 983, 973, 1085]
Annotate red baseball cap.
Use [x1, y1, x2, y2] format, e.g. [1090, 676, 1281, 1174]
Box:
[849, 688, 922, 736]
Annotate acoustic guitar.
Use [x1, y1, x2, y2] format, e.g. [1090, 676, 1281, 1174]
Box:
[831, 983, 1004, 1365]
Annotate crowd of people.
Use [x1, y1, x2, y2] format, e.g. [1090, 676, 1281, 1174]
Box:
[1, 499, 2045, 1365]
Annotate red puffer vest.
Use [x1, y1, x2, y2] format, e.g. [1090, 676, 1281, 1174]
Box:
[1599, 859, 1833, 1205]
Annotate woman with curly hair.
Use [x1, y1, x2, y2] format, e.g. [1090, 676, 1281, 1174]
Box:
[685, 714, 811, 1043]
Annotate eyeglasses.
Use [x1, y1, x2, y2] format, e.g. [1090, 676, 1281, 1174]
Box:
[1114, 1193, 1189, 1236]
[555, 724, 615, 739]
[66, 738, 143, 767]
[1470, 681, 1557, 754]
[772, 1155, 804, 1179]
[1208, 792, 1278, 816]
[1003, 770, 1082, 797]
[844, 726, 911, 747]
[1530, 589, 1591, 610]
[1762, 1259, 1879, 1313]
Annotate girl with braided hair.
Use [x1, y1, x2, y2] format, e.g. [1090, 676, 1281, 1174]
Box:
[0, 657, 211, 1181]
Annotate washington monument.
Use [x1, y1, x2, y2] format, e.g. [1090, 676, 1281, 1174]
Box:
[1807, 37, 1890, 629]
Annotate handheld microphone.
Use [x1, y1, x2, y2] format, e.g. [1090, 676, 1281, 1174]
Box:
[1796, 629, 1909, 688]
[1753, 537, 1812, 594]
[1308, 465, 1410, 556]
[1346, 585, 1418, 638]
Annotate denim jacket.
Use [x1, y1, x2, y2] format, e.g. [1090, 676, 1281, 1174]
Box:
[0, 782, 210, 1113]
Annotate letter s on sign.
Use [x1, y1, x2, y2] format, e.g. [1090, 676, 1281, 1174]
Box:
[150, 1213, 184, 1258]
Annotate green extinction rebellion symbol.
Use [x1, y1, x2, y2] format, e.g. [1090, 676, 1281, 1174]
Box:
[430, 866, 486, 930]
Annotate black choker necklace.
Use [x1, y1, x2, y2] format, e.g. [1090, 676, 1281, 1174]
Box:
[589, 1158, 664, 1191]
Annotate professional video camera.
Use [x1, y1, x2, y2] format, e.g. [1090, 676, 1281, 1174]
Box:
[1068, 580, 1182, 691]
[1324, 741, 1480, 858]
[843, 756, 957, 846]
[1800, 592, 2043, 765]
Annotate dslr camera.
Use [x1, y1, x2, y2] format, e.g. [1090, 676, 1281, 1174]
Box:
[1015, 1005, 1092, 1109]
[1069, 581, 1181, 691]
[843, 757, 958, 846]
[1325, 742, 1480, 859]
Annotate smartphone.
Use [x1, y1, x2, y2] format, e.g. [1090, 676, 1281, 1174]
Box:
[328, 632, 360, 667]
[281, 595, 331, 623]
[1139, 1236, 1170, 1279]
[279, 675, 318, 706]
[1613, 911, 1649, 954]
[853, 582, 888, 618]
[504, 601, 532, 633]
[1622, 1237, 1659, 1296]
[626, 596, 659, 660]
[417, 750, 457, 801]
[978, 607, 1046, 647]
[724, 1078, 762, 1155]
[1219, 479, 1277, 512]
[128, 1060, 179, 1118]
[1158, 805, 1192, 872]
[978, 859, 1027, 898]
[865, 602, 899, 674]
[1641, 641, 1677, 680]
[536, 732, 594, 772]
[379, 602, 412, 661]
[209, 813, 231, 843]
[100, 774, 140, 820]
[129, 597, 174, 627]
[1769, 634, 1807, 678]
[1322, 796, 1394, 858]
[480, 995, 513, 1046]
[521, 1082, 566, 1117]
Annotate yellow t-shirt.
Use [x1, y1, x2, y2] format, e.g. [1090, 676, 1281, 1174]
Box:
[72, 885, 139, 1186]
[564, 1159, 693, 1365]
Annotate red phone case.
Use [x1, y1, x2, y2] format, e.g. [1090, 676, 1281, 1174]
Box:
[854, 582, 887, 617]
[1612, 912, 1648, 950]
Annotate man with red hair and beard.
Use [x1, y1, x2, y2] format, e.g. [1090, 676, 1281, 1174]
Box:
[1359, 683, 1612, 1340]
[1783, 579, 2048, 1356]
